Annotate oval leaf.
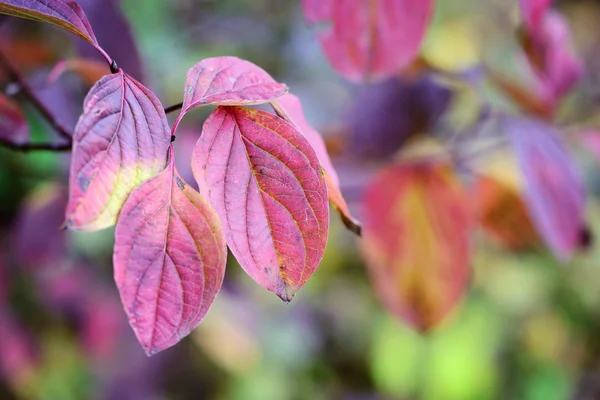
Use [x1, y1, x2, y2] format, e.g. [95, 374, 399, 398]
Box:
[272, 94, 361, 235]
[66, 70, 171, 231]
[362, 161, 470, 331]
[114, 155, 226, 356]
[0, 93, 28, 144]
[177, 56, 287, 119]
[192, 106, 329, 301]
[0, 0, 108, 61]
[303, 0, 434, 83]
[506, 117, 586, 260]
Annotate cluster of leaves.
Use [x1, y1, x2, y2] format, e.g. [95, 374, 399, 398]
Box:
[0, 0, 594, 360]
[302, 0, 589, 331]
[0, 0, 360, 356]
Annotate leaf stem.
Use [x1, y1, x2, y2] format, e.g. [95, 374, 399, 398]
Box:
[0, 51, 73, 141]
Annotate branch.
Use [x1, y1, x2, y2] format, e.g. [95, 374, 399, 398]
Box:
[0, 138, 71, 152]
[0, 51, 73, 141]
[164, 102, 183, 114]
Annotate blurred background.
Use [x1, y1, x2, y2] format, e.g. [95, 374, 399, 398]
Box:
[2, 0, 600, 399]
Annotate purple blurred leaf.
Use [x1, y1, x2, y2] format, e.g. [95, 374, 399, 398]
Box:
[191, 106, 329, 302]
[75, 0, 143, 81]
[506, 117, 586, 260]
[13, 183, 68, 269]
[520, 0, 552, 32]
[114, 152, 227, 356]
[65, 70, 171, 231]
[0, 310, 37, 384]
[0, 93, 28, 144]
[347, 75, 452, 159]
[302, 0, 434, 83]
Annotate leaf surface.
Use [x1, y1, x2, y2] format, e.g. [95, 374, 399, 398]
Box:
[506, 117, 585, 260]
[520, 0, 552, 32]
[66, 70, 171, 231]
[114, 154, 226, 356]
[0, 94, 28, 144]
[302, 0, 433, 82]
[192, 106, 329, 301]
[0, 0, 109, 61]
[272, 94, 361, 235]
[362, 161, 470, 331]
[174, 56, 287, 130]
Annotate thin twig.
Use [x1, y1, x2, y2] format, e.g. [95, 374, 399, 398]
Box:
[0, 51, 73, 141]
[0, 138, 71, 152]
[164, 102, 183, 114]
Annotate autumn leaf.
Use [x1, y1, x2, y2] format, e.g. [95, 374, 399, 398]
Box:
[47, 58, 110, 86]
[114, 149, 226, 356]
[192, 106, 329, 302]
[302, 0, 434, 83]
[0, 0, 111, 62]
[65, 70, 171, 231]
[506, 117, 586, 260]
[362, 161, 470, 331]
[272, 93, 361, 235]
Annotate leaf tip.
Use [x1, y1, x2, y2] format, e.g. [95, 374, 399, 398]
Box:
[277, 282, 297, 304]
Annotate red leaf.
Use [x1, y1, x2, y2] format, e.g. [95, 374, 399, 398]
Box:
[66, 70, 171, 231]
[192, 106, 329, 301]
[362, 161, 470, 331]
[303, 0, 434, 83]
[0, 0, 110, 62]
[272, 94, 361, 235]
[506, 117, 585, 260]
[0, 94, 28, 144]
[173, 56, 288, 131]
[114, 151, 226, 356]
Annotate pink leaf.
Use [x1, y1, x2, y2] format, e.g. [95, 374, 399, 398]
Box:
[192, 106, 329, 302]
[173, 56, 288, 132]
[66, 70, 171, 231]
[506, 117, 586, 260]
[520, 0, 552, 32]
[0, 93, 28, 144]
[303, 0, 434, 83]
[0, 0, 110, 62]
[114, 151, 226, 356]
[272, 94, 361, 235]
[362, 161, 470, 330]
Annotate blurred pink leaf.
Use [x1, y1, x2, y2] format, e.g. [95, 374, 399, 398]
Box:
[506, 117, 586, 260]
[192, 106, 329, 302]
[0, 310, 37, 384]
[520, 0, 552, 32]
[302, 0, 434, 83]
[114, 151, 226, 356]
[0, 93, 28, 144]
[173, 56, 288, 131]
[272, 94, 361, 235]
[0, 0, 110, 61]
[362, 161, 470, 331]
[66, 70, 171, 231]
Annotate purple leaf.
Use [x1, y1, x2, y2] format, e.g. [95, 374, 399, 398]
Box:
[520, 0, 552, 32]
[114, 150, 227, 356]
[173, 57, 288, 131]
[303, 0, 434, 83]
[191, 106, 329, 301]
[506, 117, 586, 260]
[272, 94, 361, 235]
[0, 93, 28, 144]
[65, 70, 171, 231]
[0, 0, 110, 62]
